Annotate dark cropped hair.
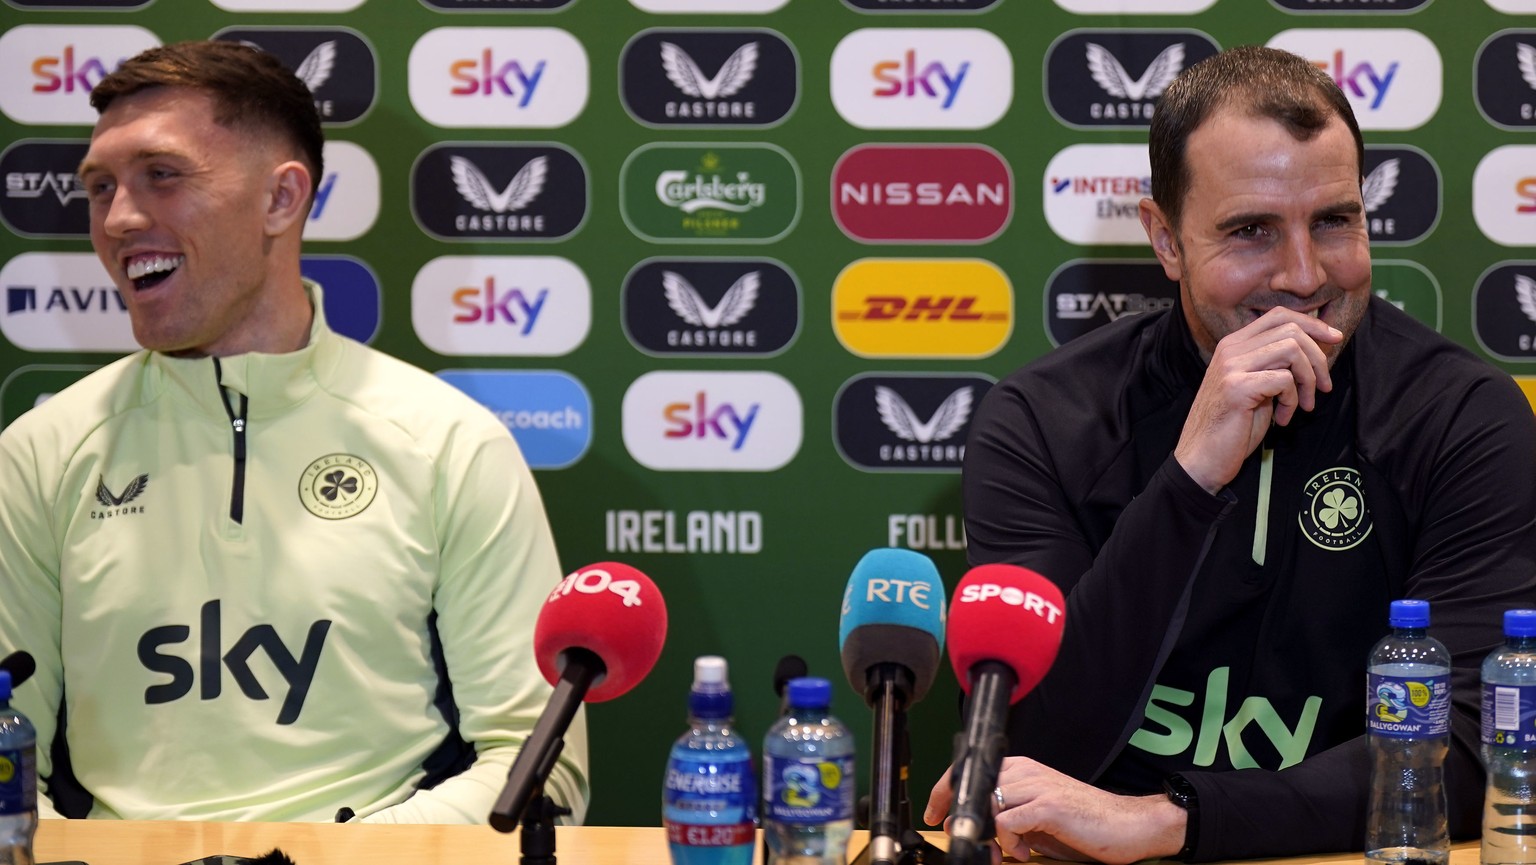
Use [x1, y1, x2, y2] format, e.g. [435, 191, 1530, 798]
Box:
[1148, 45, 1363, 231]
[91, 40, 324, 191]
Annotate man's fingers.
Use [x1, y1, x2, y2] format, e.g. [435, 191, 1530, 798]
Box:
[924, 766, 955, 826]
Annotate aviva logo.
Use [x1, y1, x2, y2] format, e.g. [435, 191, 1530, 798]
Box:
[1128, 666, 1321, 769]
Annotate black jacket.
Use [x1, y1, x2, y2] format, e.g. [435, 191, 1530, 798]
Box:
[963, 297, 1536, 859]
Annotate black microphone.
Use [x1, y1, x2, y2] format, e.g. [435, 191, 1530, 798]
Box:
[1, 651, 36, 689]
[838, 549, 947, 865]
[489, 564, 667, 833]
[944, 566, 1066, 865]
[773, 654, 807, 717]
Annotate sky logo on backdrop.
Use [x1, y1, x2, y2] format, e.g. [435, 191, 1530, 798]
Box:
[411, 255, 590, 356]
[0, 26, 160, 125]
[622, 371, 801, 472]
[408, 28, 588, 128]
[1044, 30, 1221, 128]
[213, 28, 377, 125]
[1266, 29, 1441, 130]
[620, 29, 798, 127]
[301, 141, 379, 243]
[1, 139, 90, 238]
[436, 370, 592, 470]
[299, 255, 380, 345]
[831, 29, 1011, 130]
[1473, 146, 1536, 247]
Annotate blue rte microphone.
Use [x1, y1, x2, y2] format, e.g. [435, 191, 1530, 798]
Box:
[837, 547, 948, 865]
[838, 547, 946, 705]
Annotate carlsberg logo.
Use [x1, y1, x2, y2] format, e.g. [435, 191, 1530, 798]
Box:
[656, 170, 766, 213]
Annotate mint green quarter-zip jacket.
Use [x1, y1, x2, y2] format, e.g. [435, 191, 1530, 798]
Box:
[0, 283, 589, 824]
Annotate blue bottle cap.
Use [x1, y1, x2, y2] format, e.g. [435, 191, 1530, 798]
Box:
[0, 670, 10, 701]
[1505, 609, 1536, 638]
[787, 676, 832, 709]
[1389, 599, 1430, 629]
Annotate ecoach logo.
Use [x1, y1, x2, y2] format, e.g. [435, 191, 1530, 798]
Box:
[1, 252, 136, 353]
[299, 256, 381, 345]
[1472, 263, 1536, 361]
[1045, 30, 1220, 129]
[302, 141, 379, 243]
[831, 29, 1012, 130]
[622, 371, 802, 472]
[833, 259, 1012, 359]
[437, 371, 592, 470]
[412, 143, 588, 242]
[1269, 0, 1430, 10]
[0, 26, 160, 125]
[832, 144, 1012, 244]
[0, 140, 89, 239]
[623, 259, 799, 357]
[1043, 144, 1152, 246]
[213, 28, 377, 126]
[412, 256, 590, 357]
[408, 28, 588, 129]
[834, 374, 994, 473]
[1361, 145, 1439, 245]
[1044, 260, 1178, 346]
[620, 29, 799, 128]
[1266, 29, 1441, 131]
[621, 143, 800, 244]
[1473, 146, 1536, 247]
[1474, 32, 1536, 130]
[1054, 0, 1217, 10]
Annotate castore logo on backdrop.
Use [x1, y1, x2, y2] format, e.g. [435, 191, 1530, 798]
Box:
[1044, 31, 1222, 129]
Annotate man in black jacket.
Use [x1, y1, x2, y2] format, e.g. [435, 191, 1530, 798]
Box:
[925, 46, 1536, 862]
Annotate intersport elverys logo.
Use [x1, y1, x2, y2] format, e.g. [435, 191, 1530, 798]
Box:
[1044, 30, 1221, 129]
[213, 27, 377, 125]
[620, 29, 799, 128]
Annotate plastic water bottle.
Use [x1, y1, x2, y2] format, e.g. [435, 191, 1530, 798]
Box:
[1366, 599, 1451, 865]
[663, 656, 756, 865]
[763, 677, 854, 865]
[1482, 609, 1536, 864]
[0, 671, 36, 865]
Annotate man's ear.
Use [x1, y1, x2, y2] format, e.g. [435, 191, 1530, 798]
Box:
[265, 160, 312, 237]
[1138, 198, 1183, 283]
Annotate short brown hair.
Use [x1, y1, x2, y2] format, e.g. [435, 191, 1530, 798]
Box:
[91, 40, 324, 191]
[1148, 45, 1364, 230]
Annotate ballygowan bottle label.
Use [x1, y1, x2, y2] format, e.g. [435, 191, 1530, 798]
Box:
[764, 754, 853, 825]
[1481, 682, 1536, 747]
[1367, 673, 1450, 739]
[0, 746, 35, 815]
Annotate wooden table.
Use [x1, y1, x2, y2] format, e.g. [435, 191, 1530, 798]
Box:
[34, 820, 1481, 865]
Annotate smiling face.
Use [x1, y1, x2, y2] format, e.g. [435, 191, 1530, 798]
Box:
[80, 86, 311, 358]
[1141, 105, 1372, 364]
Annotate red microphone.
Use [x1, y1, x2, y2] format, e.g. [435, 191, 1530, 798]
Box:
[492, 562, 669, 832]
[944, 564, 1066, 864]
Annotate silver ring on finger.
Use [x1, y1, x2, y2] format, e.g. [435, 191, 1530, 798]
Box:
[993, 786, 1006, 813]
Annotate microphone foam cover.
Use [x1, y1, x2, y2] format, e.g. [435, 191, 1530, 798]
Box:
[534, 562, 668, 703]
[838, 548, 946, 703]
[0, 651, 36, 689]
[946, 564, 1065, 704]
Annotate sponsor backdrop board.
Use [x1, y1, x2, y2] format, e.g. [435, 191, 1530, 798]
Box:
[3, 0, 1535, 829]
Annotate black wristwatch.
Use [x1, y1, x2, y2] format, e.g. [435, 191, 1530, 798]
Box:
[1161, 773, 1199, 861]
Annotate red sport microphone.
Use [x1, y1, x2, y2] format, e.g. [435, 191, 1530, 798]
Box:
[944, 564, 1066, 865]
[491, 562, 668, 831]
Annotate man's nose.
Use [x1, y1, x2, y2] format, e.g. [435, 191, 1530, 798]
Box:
[1270, 231, 1326, 297]
[101, 185, 150, 238]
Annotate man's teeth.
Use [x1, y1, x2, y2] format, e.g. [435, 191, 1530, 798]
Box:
[1307, 308, 1321, 318]
[126, 255, 184, 281]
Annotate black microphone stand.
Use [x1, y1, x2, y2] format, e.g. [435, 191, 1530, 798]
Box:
[851, 664, 946, 865]
[490, 648, 602, 865]
[946, 662, 1017, 865]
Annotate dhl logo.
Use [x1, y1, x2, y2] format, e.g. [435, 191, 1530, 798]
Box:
[832, 259, 1012, 359]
